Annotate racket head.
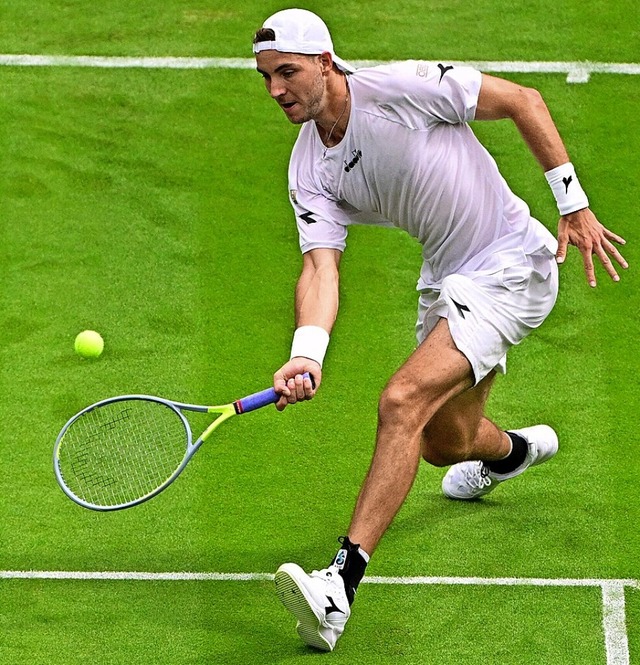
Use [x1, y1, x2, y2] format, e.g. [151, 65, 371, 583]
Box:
[54, 395, 194, 511]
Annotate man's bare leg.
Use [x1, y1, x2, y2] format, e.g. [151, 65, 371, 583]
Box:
[348, 318, 481, 555]
[274, 318, 510, 652]
[421, 372, 511, 467]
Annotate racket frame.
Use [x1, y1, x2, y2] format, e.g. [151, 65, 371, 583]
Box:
[54, 395, 235, 511]
[53, 374, 311, 511]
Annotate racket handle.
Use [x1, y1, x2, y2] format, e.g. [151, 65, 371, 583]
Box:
[234, 372, 315, 414]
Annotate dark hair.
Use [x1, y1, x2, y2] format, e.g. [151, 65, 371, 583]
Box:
[253, 27, 276, 44]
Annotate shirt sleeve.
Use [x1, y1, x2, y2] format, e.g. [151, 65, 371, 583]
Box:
[288, 127, 353, 254]
[361, 61, 482, 127]
[288, 185, 349, 254]
[420, 63, 482, 124]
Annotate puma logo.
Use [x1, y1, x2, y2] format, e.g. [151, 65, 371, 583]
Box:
[437, 63, 454, 84]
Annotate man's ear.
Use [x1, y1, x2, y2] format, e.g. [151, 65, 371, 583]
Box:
[318, 51, 334, 74]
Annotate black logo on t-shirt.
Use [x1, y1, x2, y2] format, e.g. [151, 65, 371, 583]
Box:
[344, 149, 362, 173]
[437, 63, 454, 84]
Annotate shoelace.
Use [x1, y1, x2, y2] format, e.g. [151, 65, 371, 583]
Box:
[462, 462, 493, 490]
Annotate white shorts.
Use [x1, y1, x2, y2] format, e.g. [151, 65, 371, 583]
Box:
[415, 252, 559, 384]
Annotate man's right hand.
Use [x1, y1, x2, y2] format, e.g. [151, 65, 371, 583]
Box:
[274, 358, 321, 411]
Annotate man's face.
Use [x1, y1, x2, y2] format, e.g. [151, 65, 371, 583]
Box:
[256, 50, 328, 124]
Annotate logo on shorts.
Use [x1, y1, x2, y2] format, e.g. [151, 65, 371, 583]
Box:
[451, 298, 471, 318]
[289, 189, 298, 204]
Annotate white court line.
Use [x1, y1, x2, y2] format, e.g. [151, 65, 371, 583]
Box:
[2, 570, 638, 586]
[0, 570, 274, 581]
[602, 582, 632, 665]
[0, 55, 639, 83]
[2, 570, 636, 664]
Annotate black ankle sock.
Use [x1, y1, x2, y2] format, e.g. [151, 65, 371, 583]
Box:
[330, 536, 368, 605]
[486, 431, 528, 475]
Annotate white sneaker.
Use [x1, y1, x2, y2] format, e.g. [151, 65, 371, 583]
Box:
[274, 562, 350, 652]
[442, 425, 559, 500]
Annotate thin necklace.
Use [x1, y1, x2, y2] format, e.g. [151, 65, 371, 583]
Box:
[322, 87, 350, 159]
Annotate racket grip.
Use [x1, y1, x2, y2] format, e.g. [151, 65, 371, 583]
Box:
[234, 372, 315, 414]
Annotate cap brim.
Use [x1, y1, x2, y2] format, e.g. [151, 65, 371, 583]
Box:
[252, 40, 356, 74]
[332, 54, 356, 73]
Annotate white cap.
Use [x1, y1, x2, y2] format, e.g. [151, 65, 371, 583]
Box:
[253, 8, 355, 74]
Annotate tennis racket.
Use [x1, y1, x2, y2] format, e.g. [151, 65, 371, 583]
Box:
[53, 374, 312, 511]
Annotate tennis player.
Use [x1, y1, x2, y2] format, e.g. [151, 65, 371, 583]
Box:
[253, 8, 628, 651]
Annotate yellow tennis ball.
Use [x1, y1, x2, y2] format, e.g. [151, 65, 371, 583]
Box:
[74, 330, 104, 358]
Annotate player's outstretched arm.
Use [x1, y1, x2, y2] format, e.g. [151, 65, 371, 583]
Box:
[475, 73, 628, 286]
[275, 248, 341, 410]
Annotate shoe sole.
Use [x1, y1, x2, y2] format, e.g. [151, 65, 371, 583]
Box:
[275, 565, 332, 652]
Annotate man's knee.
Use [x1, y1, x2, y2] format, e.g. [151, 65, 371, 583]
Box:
[378, 379, 416, 423]
[378, 377, 432, 433]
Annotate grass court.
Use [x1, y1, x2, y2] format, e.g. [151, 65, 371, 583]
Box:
[0, 1, 638, 663]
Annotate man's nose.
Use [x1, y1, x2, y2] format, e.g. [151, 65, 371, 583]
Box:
[269, 80, 286, 99]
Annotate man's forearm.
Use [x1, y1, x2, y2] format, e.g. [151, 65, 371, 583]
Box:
[295, 256, 340, 333]
[509, 87, 570, 172]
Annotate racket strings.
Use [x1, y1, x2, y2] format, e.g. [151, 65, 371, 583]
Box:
[57, 400, 188, 507]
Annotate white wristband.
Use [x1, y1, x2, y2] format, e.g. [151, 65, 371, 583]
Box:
[544, 162, 589, 216]
[290, 326, 330, 367]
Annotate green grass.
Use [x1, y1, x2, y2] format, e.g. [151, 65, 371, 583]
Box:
[0, 1, 638, 663]
[0, 581, 612, 664]
[1, 0, 638, 61]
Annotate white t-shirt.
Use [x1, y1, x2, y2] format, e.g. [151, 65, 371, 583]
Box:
[287, 61, 557, 289]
